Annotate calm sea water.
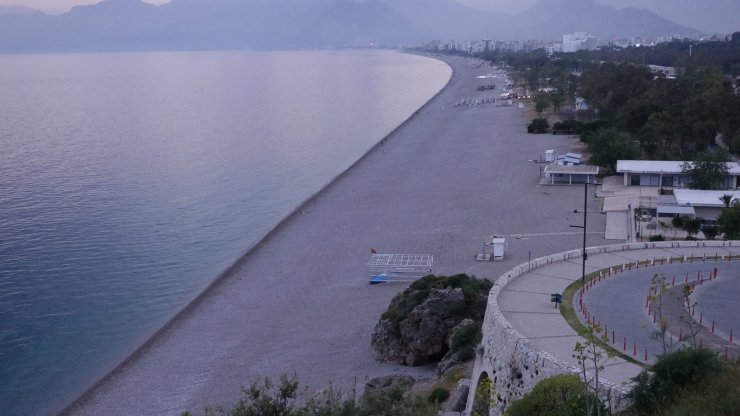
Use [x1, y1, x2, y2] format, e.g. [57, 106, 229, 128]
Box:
[0, 50, 451, 416]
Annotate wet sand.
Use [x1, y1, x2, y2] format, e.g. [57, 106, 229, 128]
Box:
[64, 54, 611, 415]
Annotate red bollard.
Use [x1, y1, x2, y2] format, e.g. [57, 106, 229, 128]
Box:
[713, 267, 718, 279]
[623, 337, 627, 351]
[633, 342, 637, 356]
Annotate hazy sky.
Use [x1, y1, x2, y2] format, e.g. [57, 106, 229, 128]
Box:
[2, 0, 738, 33]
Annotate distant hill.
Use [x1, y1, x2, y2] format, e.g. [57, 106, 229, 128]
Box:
[514, 0, 696, 39]
[0, 0, 699, 53]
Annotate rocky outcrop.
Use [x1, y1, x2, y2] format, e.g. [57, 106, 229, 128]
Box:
[371, 274, 491, 368]
[437, 318, 477, 375]
[372, 288, 464, 365]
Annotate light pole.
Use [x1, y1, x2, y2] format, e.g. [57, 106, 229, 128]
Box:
[570, 181, 594, 306]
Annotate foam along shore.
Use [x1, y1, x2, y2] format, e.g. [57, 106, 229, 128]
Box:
[63, 54, 611, 416]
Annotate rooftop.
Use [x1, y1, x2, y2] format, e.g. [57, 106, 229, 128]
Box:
[616, 160, 740, 175]
[544, 164, 599, 175]
[673, 189, 740, 207]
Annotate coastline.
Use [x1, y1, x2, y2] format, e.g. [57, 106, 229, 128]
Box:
[63, 53, 611, 415]
[59, 51, 454, 415]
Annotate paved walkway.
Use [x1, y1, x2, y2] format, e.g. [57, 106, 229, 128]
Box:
[498, 244, 740, 388]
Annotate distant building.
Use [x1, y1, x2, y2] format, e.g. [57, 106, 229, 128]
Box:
[658, 189, 740, 222]
[648, 65, 679, 79]
[563, 32, 598, 52]
[616, 160, 740, 190]
[546, 42, 563, 55]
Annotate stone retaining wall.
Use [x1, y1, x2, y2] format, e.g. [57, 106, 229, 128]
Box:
[465, 240, 739, 416]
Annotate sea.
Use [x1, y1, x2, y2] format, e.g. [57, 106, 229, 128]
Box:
[0, 49, 451, 416]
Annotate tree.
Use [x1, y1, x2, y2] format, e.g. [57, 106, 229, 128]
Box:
[586, 127, 638, 172]
[718, 202, 740, 239]
[572, 325, 612, 416]
[549, 92, 565, 114]
[719, 194, 735, 208]
[682, 217, 702, 238]
[680, 153, 729, 190]
[534, 94, 550, 117]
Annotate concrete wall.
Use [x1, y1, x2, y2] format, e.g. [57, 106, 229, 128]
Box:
[466, 240, 740, 416]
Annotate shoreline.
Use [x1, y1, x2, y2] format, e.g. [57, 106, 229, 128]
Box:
[59, 51, 454, 416]
[64, 53, 610, 415]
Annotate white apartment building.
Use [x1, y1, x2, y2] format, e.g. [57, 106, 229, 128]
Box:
[562, 32, 598, 52]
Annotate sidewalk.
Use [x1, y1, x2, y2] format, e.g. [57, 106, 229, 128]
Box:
[497, 244, 740, 387]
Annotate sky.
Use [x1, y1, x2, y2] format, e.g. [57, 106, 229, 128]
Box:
[1, 0, 738, 33]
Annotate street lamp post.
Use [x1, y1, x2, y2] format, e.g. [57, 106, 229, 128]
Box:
[570, 181, 592, 307]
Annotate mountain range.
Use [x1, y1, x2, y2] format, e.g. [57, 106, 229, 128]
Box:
[0, 0, 698, 52]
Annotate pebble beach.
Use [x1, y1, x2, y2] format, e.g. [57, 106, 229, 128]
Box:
[64, 54, 612, 416]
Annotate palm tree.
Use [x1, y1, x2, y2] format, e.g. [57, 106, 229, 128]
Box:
[719, 194, 735, 208]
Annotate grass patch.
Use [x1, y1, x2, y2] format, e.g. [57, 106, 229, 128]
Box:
[560, 268, 645, 367]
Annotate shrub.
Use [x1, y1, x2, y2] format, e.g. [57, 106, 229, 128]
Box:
[552, 119, 583, 134]
[527, 118, 549, 134]
[449, 320, 482, 362]
[649, 234, 665, 241]
[671, 216, 684, 228]
[505, 374, 602, 416]
[428, 387, 450, 404]
[628, 348, 729, 415]
[381, 274, 492, 333]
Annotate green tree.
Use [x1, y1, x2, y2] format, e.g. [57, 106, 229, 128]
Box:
[586, 128, 639, 172]
[680, 153, 730, 190]
[550, 92, 565, 114]
[534, 94, 550, 117]
[718, 202, 740, 239]
[682, 217, 702, 238]
[719, 194, 735, 208]
[505, 374, 595, 416]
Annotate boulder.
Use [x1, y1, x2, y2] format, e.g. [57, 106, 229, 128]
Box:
[371, 288, 467, 365]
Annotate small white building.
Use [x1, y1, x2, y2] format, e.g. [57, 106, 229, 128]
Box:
[616, 160, 740, 190]
[543, 164, 599, 185]
[668, 189, 740, 221]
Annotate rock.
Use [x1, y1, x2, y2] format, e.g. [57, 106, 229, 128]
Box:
[437, 319, 476, 374]
[371, 288, 467, 365]
[363, 374, 415, 397]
